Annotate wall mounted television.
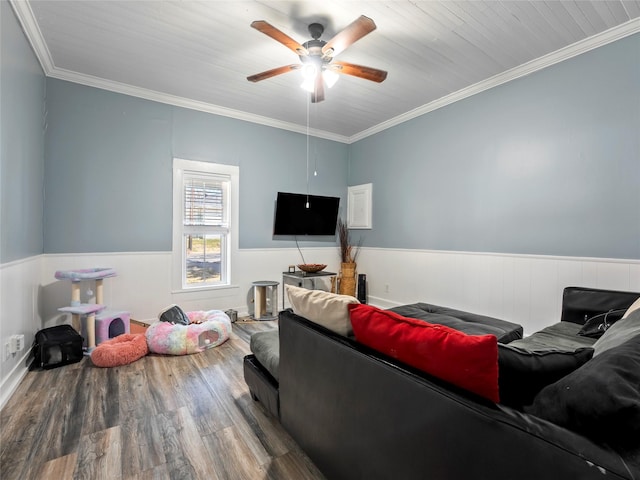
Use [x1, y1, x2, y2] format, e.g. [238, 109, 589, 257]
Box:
[273, 192, 340, 236]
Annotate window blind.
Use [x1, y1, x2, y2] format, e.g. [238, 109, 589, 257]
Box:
[183, 175, 227, 227]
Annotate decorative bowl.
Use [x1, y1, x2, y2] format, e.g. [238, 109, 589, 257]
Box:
[297, 264, 327, 273]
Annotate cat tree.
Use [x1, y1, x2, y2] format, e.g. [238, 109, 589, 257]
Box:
[55, 268, 130, 352]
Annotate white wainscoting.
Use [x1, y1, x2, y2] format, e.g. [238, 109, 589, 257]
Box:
[358, 247, 640, 336]
[41, 248, 342, 324]
[2, 246, 638, 409]
[0, 255, 43, 409]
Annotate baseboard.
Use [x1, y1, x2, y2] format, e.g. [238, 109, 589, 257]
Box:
[365, 296, 403, 310]
[0, 351, 32, 410]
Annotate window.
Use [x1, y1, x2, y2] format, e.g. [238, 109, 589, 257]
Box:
[172, 158, 238, 291]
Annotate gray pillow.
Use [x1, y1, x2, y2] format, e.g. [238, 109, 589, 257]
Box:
[593, 309, 640, 356]
[526, 334, 640, 447]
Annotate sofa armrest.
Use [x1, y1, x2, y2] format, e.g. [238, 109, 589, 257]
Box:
[560, 286, 639, 325]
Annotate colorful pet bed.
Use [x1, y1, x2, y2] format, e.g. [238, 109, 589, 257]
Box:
[146, 310, 232, 355]
[91, 333, 149, 367]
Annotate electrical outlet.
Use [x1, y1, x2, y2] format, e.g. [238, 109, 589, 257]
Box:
[3, 342, 10, 361]
[384, 283, 390, 293]
[11, 334, 25, 352]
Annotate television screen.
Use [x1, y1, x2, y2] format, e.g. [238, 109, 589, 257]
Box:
[273, 192, 340, 236]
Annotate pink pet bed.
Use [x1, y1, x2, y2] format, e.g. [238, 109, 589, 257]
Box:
[146, 310, 231, 355]
[91, 333, 148, 367]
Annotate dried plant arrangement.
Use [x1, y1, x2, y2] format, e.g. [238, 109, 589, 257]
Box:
[337, 218, 362, 264]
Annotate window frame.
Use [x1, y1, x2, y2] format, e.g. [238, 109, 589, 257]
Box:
[172, 158, 239, 293]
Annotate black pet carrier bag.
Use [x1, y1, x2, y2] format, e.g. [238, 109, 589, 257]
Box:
[32, 325, 84, 369]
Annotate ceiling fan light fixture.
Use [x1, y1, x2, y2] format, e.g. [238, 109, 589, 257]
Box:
[322, 69, 339, 88]
[249, 16, 387, 102]
[301, 63, 320, 92]
[301, 63, 317, 80]
[300, 77, 316, 93]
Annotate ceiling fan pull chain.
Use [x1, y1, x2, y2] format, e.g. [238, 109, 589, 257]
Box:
[306, 96, 310, 208]
[314, 102, 318, 176]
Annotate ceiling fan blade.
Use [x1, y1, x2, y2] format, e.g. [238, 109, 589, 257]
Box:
[251, 20, 308, 56]
[321, 15, 376, 58]
[247, 64, 300, 82]
[329, 61, 388, 83]
[311, 74, 325, 103]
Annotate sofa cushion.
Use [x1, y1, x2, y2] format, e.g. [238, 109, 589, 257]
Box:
[286, 285, 359, 336]
[249, 329, 280, 381]
[497, 344, 593, 408]
[507, 322, 595, 351]
[349, 304, 499, 402]
[593, 309, 640, 356]
[388, 303, 523, 344]
[527, 334, 640, 447]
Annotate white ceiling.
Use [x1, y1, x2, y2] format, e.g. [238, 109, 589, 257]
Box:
[11, 1, 640, 143]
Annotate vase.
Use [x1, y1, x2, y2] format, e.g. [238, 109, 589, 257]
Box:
[339, 262, 357, 296]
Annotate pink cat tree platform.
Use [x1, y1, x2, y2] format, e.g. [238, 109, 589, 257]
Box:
[55, 268, 130, 352]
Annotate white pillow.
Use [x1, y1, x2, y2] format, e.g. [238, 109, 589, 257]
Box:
[593, 309, 640, 356]
[622, 296, 640, 319]
[286, 284, 360, 336]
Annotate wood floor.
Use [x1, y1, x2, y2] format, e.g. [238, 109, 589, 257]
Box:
[0, 320, 326, 480]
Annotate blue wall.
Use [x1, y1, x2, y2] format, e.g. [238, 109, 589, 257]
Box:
[44, 80, 349, 252]
[349, 33, 640, 259]
[9, 11, 638, 260]
[0, 0, 45, 263]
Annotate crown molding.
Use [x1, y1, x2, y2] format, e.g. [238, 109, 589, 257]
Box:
[45, 67, 350, 143]
[349, 17, 640, 143]
[9, 0, 54, 73]
[8, 1, 349, 143]
[10, 0, 638, 145]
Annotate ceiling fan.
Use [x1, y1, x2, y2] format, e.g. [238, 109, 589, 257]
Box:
[247, 15, 388, 103]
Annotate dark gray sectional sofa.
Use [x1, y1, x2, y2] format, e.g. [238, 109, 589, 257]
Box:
[243, 286, 640, 479]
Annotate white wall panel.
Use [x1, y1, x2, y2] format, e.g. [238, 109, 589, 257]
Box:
[595, 262, 634, 290]
[499, 256, 517, 325]
[360, 248, 639, 336]
[41, 248, 342, 324]
[3, 247, 638, 408]
[529, 258, 562, 333]
[31, 247, 640, 336]
[631, 264, 640, 291]
[484, 255, 507, 320]
[0, 256, 43, 409]
[580, 261, 599, 288]
[557, 260, 584, 293]
[40, 253, 171, 326]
